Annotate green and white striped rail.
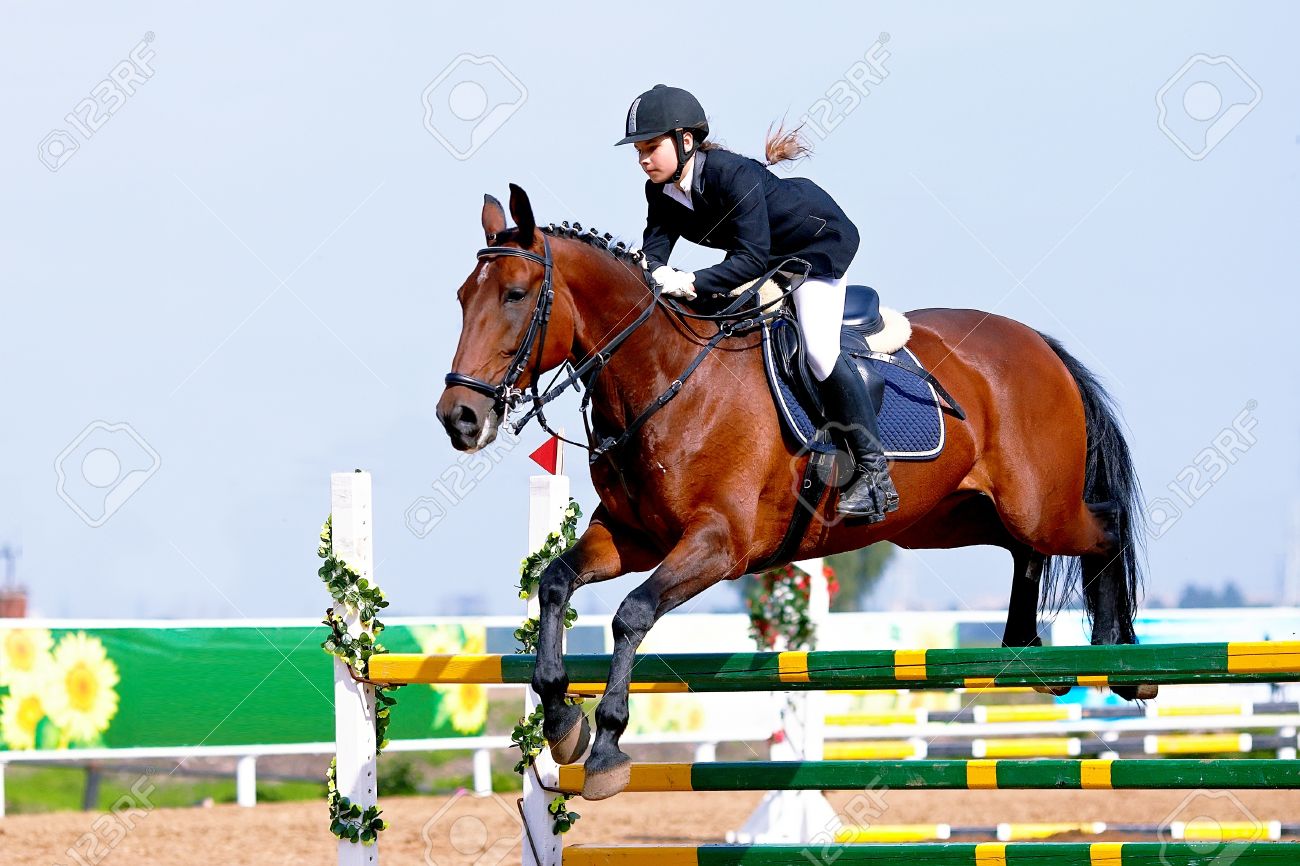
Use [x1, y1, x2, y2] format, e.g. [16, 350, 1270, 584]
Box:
[825, 700, 1300, 726]
[820, 733, 1300, 760]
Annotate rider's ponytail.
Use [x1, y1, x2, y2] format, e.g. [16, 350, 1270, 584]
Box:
[694, 118, 814, 166]
[763, 120, 813, 166]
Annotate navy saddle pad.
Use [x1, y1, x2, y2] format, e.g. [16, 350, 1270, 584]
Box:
[760, 286, 947, 460]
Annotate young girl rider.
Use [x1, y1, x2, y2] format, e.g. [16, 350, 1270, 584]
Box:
[616, 84, 899, 523]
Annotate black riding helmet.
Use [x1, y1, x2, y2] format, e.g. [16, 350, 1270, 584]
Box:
[615, 84, 709, 183]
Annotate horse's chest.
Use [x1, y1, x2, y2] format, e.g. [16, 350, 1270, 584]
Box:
[589, 460, 674, 541]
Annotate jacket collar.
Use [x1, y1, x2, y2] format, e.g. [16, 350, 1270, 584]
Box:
[689, 148, 708, 208]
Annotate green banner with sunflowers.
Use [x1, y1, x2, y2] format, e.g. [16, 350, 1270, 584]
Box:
[0, 622, 487, 753]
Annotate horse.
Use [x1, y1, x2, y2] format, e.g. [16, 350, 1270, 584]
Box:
[436, 184, 1146, 800]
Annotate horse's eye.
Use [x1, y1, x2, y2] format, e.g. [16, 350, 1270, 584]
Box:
[505, 287, 528, 303]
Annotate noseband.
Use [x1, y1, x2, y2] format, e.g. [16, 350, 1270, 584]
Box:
[444, 235, 556, 412]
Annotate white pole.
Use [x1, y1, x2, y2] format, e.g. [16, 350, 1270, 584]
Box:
[799, 557, 828, 763]
[333, 471, 379, 866]
[472, 748, 492, 797]
[521, 463, 569, 866]
[730, 558, 835, 843]
[236, 755, 257, 807]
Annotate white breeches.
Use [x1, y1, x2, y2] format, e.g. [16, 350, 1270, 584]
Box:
[792, 275, 848, 382]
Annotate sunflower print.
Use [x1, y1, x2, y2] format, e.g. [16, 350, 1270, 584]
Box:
[0, 681, 47, 750]
[0, 627, 54, 690]
[413, 624, 489, 735]
[41, 632, 120, 743]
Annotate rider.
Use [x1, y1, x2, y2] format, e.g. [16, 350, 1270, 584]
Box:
[616, 84, 899, 522]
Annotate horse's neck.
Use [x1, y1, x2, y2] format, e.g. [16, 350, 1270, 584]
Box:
[562, 247, 698, 430]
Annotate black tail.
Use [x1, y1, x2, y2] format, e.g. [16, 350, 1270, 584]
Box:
[1037, 332, 1143, 644]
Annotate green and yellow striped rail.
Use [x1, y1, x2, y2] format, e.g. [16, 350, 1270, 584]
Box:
[562, 842, 1297, 865]
[553, 759, 1300, 793]
[834, 821, 1288, 843]
[367, 641, 1300, 691]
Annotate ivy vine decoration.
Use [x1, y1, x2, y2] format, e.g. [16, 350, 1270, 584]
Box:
[328, 758, 385, 845]
[511, 705, 547, 775]
[745, 562, 840, 651]
[548, 794, 581, 834]
[509, 498, 584, 833]
[510, 706, 582, 834]
[513, 499, 582, 654]
[320, 514, 400, 843]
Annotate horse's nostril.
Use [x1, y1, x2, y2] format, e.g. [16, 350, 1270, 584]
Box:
[453, 404, 479, 432]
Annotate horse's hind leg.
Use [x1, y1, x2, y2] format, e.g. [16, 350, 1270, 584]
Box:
[1002, 545, 1074, 696]
[1002, 544, 1045, 648]
[1080, 503, 1154, 700]
[582, 520, 741, 800]
[532, 513, 658, 765]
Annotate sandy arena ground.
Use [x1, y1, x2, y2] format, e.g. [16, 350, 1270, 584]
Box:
[3, 788, 1298, 866]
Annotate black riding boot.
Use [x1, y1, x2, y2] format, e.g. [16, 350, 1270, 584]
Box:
[816, 354, 901, 521]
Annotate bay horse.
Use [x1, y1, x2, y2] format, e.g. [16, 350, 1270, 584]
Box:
[436, 184, 1145, 800]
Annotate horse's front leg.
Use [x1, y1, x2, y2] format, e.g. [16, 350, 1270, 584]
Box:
[532, 512, 658, 765]
[582, 521, 744, 800]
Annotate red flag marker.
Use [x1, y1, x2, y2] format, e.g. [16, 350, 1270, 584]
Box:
[529, 435, 561, 475]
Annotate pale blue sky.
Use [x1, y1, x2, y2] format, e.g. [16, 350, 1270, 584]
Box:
[1, 3, 1297, 620]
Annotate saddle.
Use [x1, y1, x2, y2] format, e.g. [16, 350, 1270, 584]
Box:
[746, 281, 966, 571]
[760, 284, 960, 460]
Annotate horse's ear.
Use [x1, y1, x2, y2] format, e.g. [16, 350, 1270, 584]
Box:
[508, 183, 536, 248]
[482, 194, 507, 242]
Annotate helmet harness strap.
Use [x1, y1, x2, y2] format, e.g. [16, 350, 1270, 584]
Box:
[670, 128, 693, 184]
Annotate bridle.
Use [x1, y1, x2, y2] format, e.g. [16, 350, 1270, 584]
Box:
[444, 234, 556, 413]
[444, 232, 665, 456]
[445, 228, 808, 462]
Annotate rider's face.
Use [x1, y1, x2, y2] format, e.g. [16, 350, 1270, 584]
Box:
[635, 132, 693, 184]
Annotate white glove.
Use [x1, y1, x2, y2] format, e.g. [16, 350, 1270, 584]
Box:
[652, 265, 697, 300]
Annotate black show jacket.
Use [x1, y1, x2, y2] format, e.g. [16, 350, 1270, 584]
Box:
[640, 147, 861, 296]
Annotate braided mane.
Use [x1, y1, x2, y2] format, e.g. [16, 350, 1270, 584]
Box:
[493, 221, 646, 268]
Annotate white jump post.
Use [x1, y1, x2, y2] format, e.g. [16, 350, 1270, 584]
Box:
[333, 471, 379, 866]
[729, 557, 837, 843]
[236, 755, 257, 807]
[522, 444, 567, 866]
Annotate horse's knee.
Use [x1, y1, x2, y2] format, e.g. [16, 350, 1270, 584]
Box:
[612, 588, 657, 645]
[538, 561, 572, 609]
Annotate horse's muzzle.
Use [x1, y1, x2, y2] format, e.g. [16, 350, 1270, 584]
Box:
[436, 392, 499, 452]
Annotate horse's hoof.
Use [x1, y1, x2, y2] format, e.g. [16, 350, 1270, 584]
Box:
[580, 753, 632, 801]
[548, 713, 591, 766]
[1112, 683, 1158, 701]
[1033, 685, 1072, 696]
[1110, 683, 1158, 701]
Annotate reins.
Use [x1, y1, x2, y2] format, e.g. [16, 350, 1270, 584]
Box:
[445, 231, 810, 465]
